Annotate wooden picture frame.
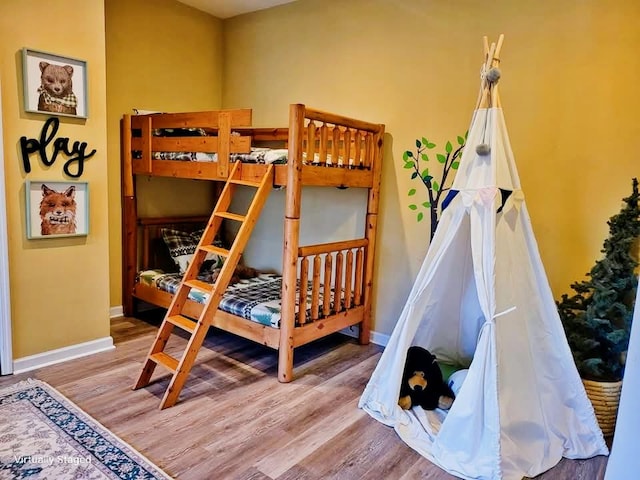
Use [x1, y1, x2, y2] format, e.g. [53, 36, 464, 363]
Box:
[26, 180, 89, 239]
[22, 48, 88, 119]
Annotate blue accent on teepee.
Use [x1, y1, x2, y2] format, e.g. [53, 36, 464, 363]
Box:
[442, 190, 459, 211]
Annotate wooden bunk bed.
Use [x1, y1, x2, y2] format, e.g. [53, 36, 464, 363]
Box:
[121, 104, 384, 408]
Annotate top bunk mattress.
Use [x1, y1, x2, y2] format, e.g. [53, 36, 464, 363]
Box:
[133, 126, 366, 168]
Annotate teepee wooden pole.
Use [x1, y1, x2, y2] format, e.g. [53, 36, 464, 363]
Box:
[491, 34, 504, 108]
[478, 34, 505, 109]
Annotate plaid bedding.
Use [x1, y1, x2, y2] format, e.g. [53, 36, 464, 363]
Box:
[137, 270, 336, 328]
[145, 148, 289, 164]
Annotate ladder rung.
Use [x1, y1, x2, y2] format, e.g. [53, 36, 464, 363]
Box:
[150, 352, 179, 373]
[200, 244, 230, 257]
[167, 315, 197, 333]
[229, 178, 261, 187]
[215, 212, 246, 222]
[184, 279, 213, 293]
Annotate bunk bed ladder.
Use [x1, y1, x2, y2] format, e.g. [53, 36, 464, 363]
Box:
[133, 162, 274, 409]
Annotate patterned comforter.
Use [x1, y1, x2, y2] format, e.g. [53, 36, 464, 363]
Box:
[150, 148, 289, 164]
[137, 270, 335, 328]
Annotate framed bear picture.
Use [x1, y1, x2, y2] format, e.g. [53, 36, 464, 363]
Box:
[25, 180, 89, 239]
[22, 48, 88, 119]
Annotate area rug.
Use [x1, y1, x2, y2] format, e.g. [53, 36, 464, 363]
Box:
[0, 379, 172, 479]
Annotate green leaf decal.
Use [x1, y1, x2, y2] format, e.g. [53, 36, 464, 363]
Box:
[402, 131, 466, 235]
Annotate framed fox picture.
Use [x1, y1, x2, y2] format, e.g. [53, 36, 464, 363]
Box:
[26, 180, 89, 239]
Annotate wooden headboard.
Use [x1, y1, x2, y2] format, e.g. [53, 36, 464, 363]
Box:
[137, 216, 209, 272]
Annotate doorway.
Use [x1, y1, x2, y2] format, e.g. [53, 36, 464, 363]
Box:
[0, 81, 13, 375]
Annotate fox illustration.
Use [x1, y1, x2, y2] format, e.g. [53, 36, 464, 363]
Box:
[39, 184, 77, 235]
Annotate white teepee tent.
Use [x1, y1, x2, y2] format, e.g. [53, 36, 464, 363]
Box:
[359, 35, 608, 480]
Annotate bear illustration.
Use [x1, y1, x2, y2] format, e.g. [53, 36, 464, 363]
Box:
[37, 62, 77, 116]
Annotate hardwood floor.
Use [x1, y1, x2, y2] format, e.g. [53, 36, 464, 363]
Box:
[0, 314, 609, 479]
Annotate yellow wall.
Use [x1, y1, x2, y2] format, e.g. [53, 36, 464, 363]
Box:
[105, 0, 224, 307]
[0, 0, 110, 357]
[223, 0, 640, 336]
[6, 0, 635, 358]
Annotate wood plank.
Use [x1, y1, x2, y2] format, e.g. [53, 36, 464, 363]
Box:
[150, 352, 179, 373]
[137, 135, 251, 154]
[273, 164, 373, 188]
[298, 238, 368, 257]
[147, 109, 252, 129]
[133, 160, 225, 181]
[293, 307, 364, 347]
[303, 105, 384, 134]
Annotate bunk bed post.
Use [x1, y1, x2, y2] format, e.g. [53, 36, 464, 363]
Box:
[217, 111, 230, 178]
[279, 103, 305, 382]
[121, 114, 137, 316]
[361, 126, 385, 345]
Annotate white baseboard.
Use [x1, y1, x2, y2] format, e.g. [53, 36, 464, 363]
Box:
[109, 306, 123, 319]
[13, 337, 115, 374]
[340, 327, 389, 347]
[370, 330, 390, 347]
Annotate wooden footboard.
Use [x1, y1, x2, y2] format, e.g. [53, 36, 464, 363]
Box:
[297, 239, 367, 325]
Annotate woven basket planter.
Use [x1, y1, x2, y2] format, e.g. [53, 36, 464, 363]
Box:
[583, 379, 623, 437]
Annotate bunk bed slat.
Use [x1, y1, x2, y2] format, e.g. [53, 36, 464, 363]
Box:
[310, 255, 322, 321]
[200, 244, 229, 257]
[148, 109, 252, 129]
[334, 252, 344, 314]
[150, 352, 179, 373]
[323, 254, 332, 317]
[344, 250, 354, 309]
[167, 315, 197, 333]
[216, 211, 246, 222]
[298, 257, 309, 325]
[184, 279, 214, 293]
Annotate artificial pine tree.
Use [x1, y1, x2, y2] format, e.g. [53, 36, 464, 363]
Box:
[557, 178, 640, 381]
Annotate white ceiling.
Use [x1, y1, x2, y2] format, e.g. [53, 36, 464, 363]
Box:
[177, 0, 297, 19]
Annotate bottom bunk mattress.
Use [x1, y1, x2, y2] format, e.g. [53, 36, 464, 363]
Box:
[137, 270, 335, 328]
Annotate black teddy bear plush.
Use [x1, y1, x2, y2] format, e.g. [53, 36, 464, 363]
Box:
[399, 346, 455, 411]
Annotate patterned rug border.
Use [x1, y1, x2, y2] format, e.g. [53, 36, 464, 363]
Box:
[0, 378, 173, 479]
